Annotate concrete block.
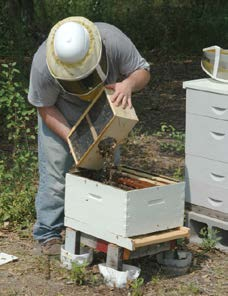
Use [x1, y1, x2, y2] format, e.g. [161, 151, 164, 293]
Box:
[186, 210, 228, 252]
[156, 250, 192, 276]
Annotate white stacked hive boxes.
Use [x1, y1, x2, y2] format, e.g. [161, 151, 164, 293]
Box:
[67, 88, 138, 170]
[184, 78, 228, 250]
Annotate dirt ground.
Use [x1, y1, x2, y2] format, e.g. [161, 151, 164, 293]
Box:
[1, 56, 228, 296]
[0, 230, 228, 296]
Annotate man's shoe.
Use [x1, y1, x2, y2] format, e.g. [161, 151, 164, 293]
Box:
[41, 238, 62, 256]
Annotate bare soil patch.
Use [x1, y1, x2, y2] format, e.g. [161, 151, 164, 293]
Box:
[0, 230, 227, 296]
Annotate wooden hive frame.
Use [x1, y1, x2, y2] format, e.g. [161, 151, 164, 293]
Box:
[67, 88, 139, 170]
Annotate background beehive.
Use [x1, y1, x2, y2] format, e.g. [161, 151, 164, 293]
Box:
[67, 88, 139, 170]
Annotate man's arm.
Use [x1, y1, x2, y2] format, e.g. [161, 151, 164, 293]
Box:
[38, 106, 71, 142]
[106, 69, 150, 109]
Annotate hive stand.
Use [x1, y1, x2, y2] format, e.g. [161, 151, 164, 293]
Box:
[64, 227, 190, 271]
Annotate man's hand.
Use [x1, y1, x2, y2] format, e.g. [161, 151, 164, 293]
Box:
[105, 69, 150, 109]
[105, 80, 133, 109]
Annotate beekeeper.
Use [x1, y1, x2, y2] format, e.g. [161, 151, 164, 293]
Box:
[28, 16, 150, 255]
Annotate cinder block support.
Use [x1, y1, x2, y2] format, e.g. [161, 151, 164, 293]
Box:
[65, 228, 81, 254]
[106, 244, 123, 271]
[186, 210, 228, 252]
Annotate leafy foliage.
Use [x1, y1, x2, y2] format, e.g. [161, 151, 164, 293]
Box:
[130, 277, 144, 296]
[1, 0, 228, 61]
[200, 227, 221, 251]
[154, 123, 185, 155]
[70, 262, 89, 285]
[0, 63, 37, 228]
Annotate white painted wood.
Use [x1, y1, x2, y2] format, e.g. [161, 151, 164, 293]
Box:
[125, 183, 185, 236]
[185, 154, 228, 188]
[64, 173, 185, 245]
[186, 113, 228, 162]
[183, 78, 228, 95]
[186, 89, 228, 120]
[184, 78, 228, 214]
[65, 174, 127, 237]
[106, 244, 123, 270]
[185, 177, 228, 213]
[64, 216, 135, 250]
[65, 228, 77, 254]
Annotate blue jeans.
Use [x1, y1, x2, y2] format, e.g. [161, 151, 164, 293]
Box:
[33, 115, 74, 242]
[33, 115, 121, 242]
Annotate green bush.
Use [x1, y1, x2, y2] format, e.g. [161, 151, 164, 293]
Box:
[0, 63, 37, 228]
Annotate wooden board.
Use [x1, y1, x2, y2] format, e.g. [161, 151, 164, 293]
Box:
[68, 91, 114, 163]
[67, 89, 138, 169]
[120, 166, 177, 184]
[69, 117, 94, 160]
[114, 170, 166, 187]
[132, 227, 190, 249]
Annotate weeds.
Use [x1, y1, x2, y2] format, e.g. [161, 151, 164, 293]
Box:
[173, 167, 184, 180]
[179, 282, 200, 295]
[154, 122, 185, 155]
[176, 238, 186, 248]
[200, 227, 221, 251]
[151, 274, 160, 285]
[130, 277, 144, 296]
[70, 262, 88, 285]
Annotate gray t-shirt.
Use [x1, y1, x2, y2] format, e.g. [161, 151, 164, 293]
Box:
[28, 22, 150, 126]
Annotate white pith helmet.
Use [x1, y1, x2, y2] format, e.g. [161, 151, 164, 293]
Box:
[54, 22, 90, 64]
[46, 16, 102, 81]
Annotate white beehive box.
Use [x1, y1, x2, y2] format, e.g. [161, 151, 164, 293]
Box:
[184, 78, 228, 213]
[64, 167, 185, 249]
[67, 88, 138, 170]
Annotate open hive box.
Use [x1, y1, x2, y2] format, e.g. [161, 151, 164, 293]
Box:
[67, 88, 138, 170]
[64, 166, 185, 250]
